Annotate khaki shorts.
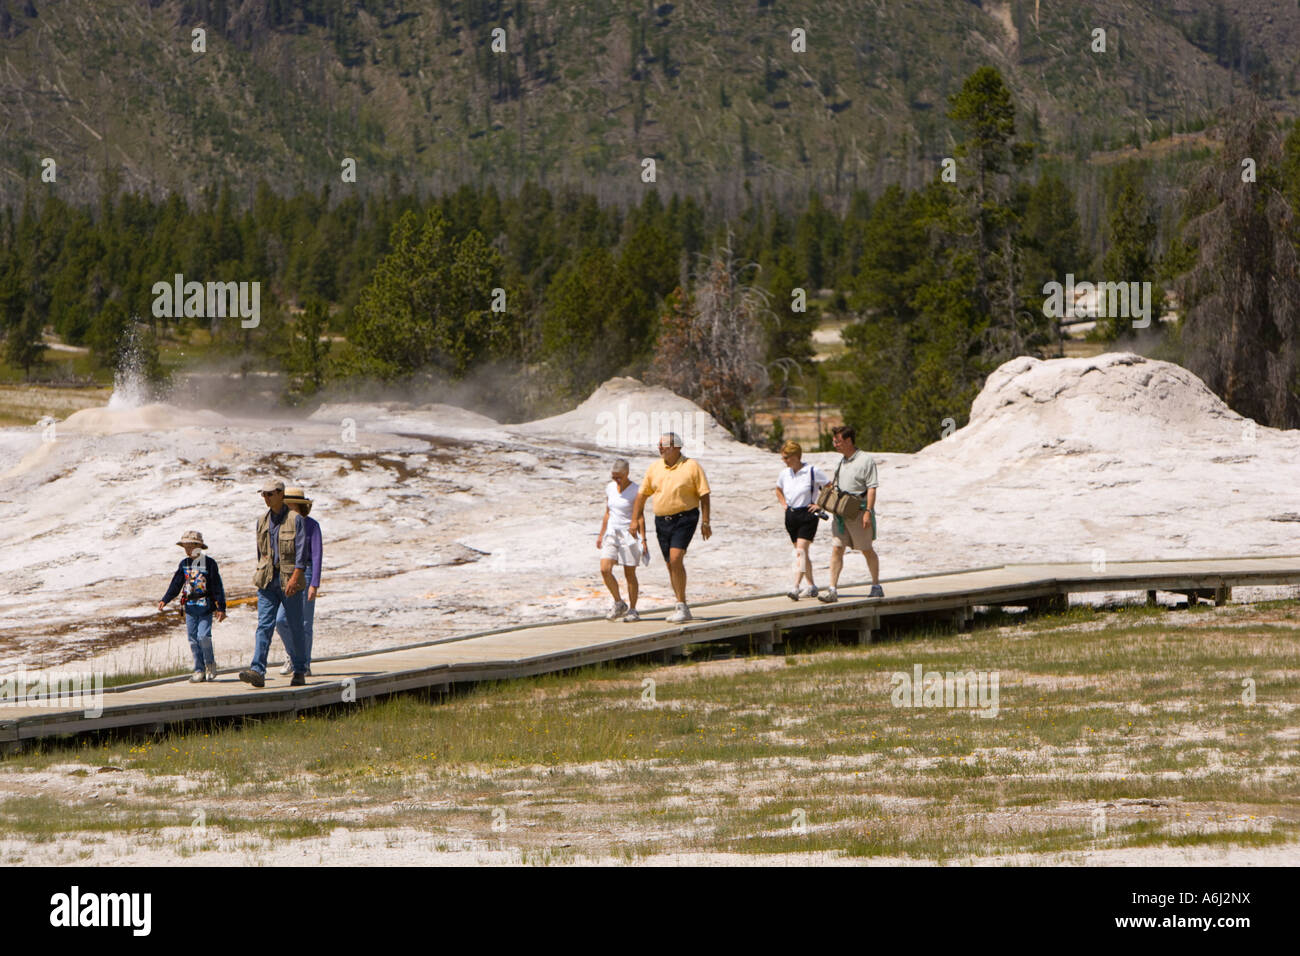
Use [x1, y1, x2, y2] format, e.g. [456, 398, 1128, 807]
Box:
[831, 510, 875, 551]
[601, 528, 642, 567]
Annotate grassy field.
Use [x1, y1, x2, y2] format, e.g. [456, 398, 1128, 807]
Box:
[1, 598, 1296, 864]
[0, 383, 112, 428]
[0, 328, 242, 426]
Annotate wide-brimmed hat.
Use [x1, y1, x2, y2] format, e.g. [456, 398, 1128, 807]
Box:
[284, 486, 313, 515]
[176, 531, 208, 549]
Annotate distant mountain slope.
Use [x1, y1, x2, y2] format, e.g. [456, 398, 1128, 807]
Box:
[0, 0, 1295, 206]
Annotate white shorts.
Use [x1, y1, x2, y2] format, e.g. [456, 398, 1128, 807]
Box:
[601, 529, 642, 566]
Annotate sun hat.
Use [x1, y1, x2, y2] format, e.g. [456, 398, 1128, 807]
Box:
[259, 479, 285, 494]
[176, 531, 208, 549]
[284, 486, 313, 516]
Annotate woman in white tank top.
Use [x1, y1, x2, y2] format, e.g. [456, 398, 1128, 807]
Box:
[597, 458, 647, 621]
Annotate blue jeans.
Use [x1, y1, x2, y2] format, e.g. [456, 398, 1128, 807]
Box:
[251, 573, 307, 675]
[185, 607, 215, 670]
[276, 564, 315, 666]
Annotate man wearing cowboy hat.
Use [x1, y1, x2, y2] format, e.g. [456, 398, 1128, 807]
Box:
[276, 486, 323, 676]
[157, 531, 227, 682]
[239, 479, 310, 687]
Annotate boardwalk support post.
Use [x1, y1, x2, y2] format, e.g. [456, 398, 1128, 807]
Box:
[758, 624, 781, 655]
[1215, 585, 1231, 606]
[1182, 588, 1217, 607]
[855, 614, 880, 645]
[657, 642, 690, 664]
[1146, 590, 1158, 607]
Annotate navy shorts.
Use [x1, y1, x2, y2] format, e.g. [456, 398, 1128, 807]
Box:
[655, 508, 700, 561]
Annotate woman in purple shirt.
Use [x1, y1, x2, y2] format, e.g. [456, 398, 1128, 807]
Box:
[277, 487, 323, 675]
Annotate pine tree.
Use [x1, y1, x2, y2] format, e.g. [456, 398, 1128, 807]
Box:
[615, 198, 681, 358]
[1100, 163, 1157, 339]
[837, 185, 933, 451]
[762, 254, 818, 368]
[943, 66, 1038, 361]
[286, 298, 333, 399]
[0, 238, 23, 344]
[4, 309, 43, 378]
[1282, 123, 1300, 242]
[849, 185, 927, 324]
[1019, 172, 1082, 336]
[794, 191, 839, 290]
[88, 299, 131, 370]
[1176, 99, 1300, 427]
[350, 208, 511, 380]
[540, 246, 625, 397]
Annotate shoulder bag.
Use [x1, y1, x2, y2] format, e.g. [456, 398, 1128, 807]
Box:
[814, 460, 862, 521]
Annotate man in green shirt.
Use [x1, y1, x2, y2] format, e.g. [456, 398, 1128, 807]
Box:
[818, 425, 884, 602]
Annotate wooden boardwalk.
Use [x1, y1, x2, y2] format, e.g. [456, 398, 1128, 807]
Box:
[4, 556, 1299, 747]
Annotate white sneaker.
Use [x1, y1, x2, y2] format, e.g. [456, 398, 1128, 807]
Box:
[280, 660, 294, 676]
[787, 589, 800, 601]
[817, 587, 838, 604]
[189, 670, 205, 683]
[802, 585, 819, 599]
[666, 603, 693, 623]
[205, 665, 218, 681]
[624, 608, 641, 622]
[606, 600, 628, 621]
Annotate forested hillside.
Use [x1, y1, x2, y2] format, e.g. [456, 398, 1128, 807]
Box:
[1, 0, 1296, 207]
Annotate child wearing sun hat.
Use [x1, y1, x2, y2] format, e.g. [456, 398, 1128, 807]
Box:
[157, 531, 227, 682]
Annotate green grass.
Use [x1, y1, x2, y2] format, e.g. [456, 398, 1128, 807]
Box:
[102, 667, 195, 689]
[0, 795, 181, 840]
[0, 794, 343, 844]
[0, 351, 107, 386]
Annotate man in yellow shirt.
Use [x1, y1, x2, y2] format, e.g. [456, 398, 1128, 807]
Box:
[632, 432, 712, 623]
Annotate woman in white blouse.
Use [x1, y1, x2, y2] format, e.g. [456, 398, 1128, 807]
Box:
[774, 440, 830, 600]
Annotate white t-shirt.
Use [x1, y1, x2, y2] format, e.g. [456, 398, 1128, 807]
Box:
[605, 480, 639, 532]
[777, 463, 829, 509]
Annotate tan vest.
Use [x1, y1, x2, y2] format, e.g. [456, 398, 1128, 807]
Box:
[253, 508, 301, 589]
